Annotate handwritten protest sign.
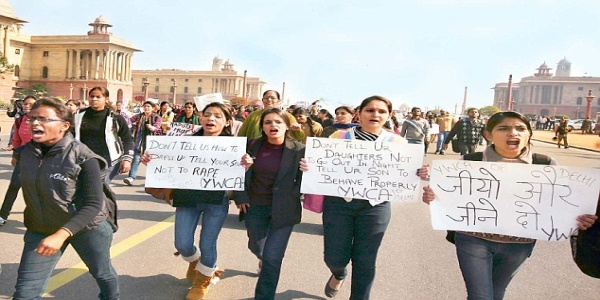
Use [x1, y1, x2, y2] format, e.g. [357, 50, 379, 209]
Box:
[429, 160, 600, 241]
[166, 122, 201, 136]
[301, 137, 424, 202]
[145, 136, 247, 191]
[193, 93, 224, 111]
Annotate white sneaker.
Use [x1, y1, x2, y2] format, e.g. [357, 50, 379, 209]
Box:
[123, 177, 134, 186]
[0, 216, 6, 226]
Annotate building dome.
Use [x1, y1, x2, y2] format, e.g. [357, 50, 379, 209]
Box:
[558, 57, 570, 64]
[538, 62, 548, 69]
[95, 15, 108, 24]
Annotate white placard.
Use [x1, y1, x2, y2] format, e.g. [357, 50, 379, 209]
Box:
[301, 137, 424, 202]
[193, 93, 224, 111]
[429, 124, 439, 135]
[145, 136, 247, 191]
[429, 160, 600, 241]
[166, 122, 201, 136]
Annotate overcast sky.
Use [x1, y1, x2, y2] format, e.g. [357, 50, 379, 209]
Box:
[13, 0, 600, 111]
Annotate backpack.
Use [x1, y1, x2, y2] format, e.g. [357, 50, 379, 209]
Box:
[445, 152, 551, 243]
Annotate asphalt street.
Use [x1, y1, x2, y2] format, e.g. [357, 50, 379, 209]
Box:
[0, 135, 599, 300]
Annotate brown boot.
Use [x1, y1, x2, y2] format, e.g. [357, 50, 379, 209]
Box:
[186, 271, 211, 300]
[186, 259, 199, 283]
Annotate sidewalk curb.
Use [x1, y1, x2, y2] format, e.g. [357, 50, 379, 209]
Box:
[531, 138, 600, 153]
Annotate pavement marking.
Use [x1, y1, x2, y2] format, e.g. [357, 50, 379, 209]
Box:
[42, 215, 175, 296]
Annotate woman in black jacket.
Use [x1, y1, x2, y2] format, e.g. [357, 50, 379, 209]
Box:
[13, 98, 119, 300]
[234, 108, 305, 300]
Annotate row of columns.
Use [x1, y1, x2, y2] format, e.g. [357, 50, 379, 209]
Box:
[65, 49, 132, 82]
[211, 77, 260, 98]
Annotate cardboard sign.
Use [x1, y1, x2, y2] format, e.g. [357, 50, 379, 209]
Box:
[429, 160, 600, 241]
[301, 137, 424, 202]
[145, 136, 247, 191]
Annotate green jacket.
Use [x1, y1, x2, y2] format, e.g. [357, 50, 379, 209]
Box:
[237, 110, 305, 142]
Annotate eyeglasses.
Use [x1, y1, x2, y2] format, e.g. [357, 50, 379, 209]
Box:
[27, 117, 65, 124]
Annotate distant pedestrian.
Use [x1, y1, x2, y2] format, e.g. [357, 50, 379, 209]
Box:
[434, 110, 455, 155]
[555, 117, 571, 148]
[443, 108, 485, 155]
[399, 107, 429, 154]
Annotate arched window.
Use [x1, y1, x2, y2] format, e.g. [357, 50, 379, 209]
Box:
[14, 65, 19, 77]
[184, 87, 188, 93]
[197, 87, 202, 94]
[42, 66, 48, 78]
[576, 97, 583, 105]
[597, 97, 600, 106]
[154, 86, 159, 92]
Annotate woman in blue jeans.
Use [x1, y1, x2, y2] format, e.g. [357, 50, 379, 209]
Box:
[422, 111, 598, 300]
[13, 98, 119, 300]
[142, 102, 252, 300]
[318, 96, 429, 299]
[234, 108, 305, 300]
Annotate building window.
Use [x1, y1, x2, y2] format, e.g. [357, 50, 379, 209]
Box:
[597, 98, 600, 106]
[185, 78, 189, 82]
[154, 86, 159, 92]
[170, 86, 175, 93]
[14, 49, 20, 54]
[197, 87, 202, 94]
[14, 65, 19, 77]
[576, 97, 583, 105]
[184, 87, 188, 93]
[578, 87, 584, 91]
[198, 79, 202, 82]
[42, 66, 48, 78]
[43, 51, 49, 57]
[155, 78, 159, 82]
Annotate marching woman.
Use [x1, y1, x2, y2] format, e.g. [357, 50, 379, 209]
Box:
[123, 100, 162, 186]
[13, 98, 119, 299]
[234, 108, 305, 299]
[312, 95, 428, 299]
[73, 87, 134, 184]
[422, 111, 598, 300]
[320, 105, 358, 138]
[174, 102, 201, 125]
[142, 102, 252, 300]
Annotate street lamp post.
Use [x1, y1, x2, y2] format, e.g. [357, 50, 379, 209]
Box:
[585, 89, 594, 119]
[142, 77, 150, 101]
[576, 106, 581, 119]
[242, 70, 247, 105]
[69, 83, 73, 99]
[82, 83, 87, 102]
[172, 79, 177, 105]
[553, 107, 557, 117]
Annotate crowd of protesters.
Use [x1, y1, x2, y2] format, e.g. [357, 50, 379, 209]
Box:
[0, 89, 598, 300]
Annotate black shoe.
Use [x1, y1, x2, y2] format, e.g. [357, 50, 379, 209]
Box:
[325, 275, 344, 298]
[439, 151, 445, 155]
[565, 146, 570, 149]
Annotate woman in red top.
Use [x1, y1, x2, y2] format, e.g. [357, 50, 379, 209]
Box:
[0, 95, 37, 225]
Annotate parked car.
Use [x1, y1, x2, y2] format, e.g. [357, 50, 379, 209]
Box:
[567, 119, 596, 131]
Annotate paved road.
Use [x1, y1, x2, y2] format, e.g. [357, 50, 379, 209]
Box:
[0, 136, 599, 300]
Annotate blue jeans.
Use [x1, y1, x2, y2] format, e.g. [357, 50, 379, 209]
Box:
[127, 152, 141, 180]
[455, 232, 535, 300]
[437, 131, 449, 152]
[174, 200, 229, 269]
[323, 197, 391, 300]
[244, 205, 294, 300]
[0, 163, 21, 219]
[13, 221, 119, 300]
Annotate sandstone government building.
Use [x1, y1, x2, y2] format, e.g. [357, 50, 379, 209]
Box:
[0, 0, 264, 105]
[493, 58, 600, 119]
